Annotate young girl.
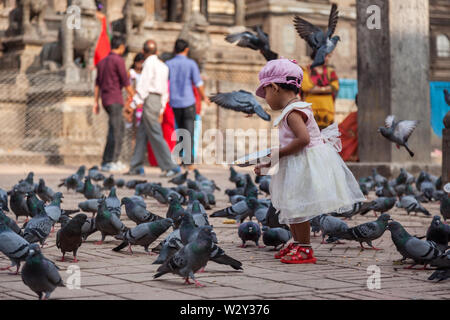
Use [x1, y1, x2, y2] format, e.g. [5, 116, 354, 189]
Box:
[128, 53, 146, 127]
[254, 59, 365, 264]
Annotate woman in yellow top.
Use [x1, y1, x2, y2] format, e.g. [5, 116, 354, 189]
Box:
[301, 54, 340, 130]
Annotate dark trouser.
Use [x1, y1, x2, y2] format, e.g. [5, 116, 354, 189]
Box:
[173, 104, 196, 164]
[102, 104, 125, 166]
[129, 93, 178, 172]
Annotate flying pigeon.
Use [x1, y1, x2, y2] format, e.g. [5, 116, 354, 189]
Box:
[225, 26, 279, 61]
[21, 244, 65, 300]
[238, 221, 264, 248]
[294, 4, 340, 68]
[210, 90, 271, 121]
[378, 115, 419, 157]
[56, 213, 87, 262]
[154, 227, 214, 287]
[388, 221, 443, 269]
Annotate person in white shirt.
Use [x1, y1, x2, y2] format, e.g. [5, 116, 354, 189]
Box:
[125, 40, 181, 177]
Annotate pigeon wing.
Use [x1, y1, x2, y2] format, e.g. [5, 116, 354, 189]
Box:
[43, 258, 63, 286]
[225, 32, 259, 50]
[253, 104, 271, 121]
[326, 4, 339, 38]
[385, 115, 396, 128]
[211, 91, 252, 112]
[293, 15, 324, 50]
[394, 120, 418, 141]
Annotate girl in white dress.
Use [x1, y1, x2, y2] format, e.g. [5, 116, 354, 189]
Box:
[254, 59, 365, 264]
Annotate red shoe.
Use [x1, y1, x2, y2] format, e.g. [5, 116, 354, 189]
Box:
[274, 243, 297, 259]
[281, 246, 317, 264]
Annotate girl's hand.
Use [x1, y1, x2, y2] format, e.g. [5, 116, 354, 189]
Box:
[254, 162, 271, 176]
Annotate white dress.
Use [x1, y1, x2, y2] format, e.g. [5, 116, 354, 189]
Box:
[269, 102, 366, 225]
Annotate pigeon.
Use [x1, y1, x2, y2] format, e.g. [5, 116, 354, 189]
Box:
[82, 177, 103, 200]
[426, 216, 450, 251]
[94, 197, 127, 245]
[25, 192, 44, 218]
[334, 214, 392, 250]
[238, 221, 264, 248]
[435, 176, 443, 191]
[294, 4, 340, 68]
[113, 218, 173, 254]
[440, 194, 450, 222]
[330, 202, 372, 220]
[318, 214, 349, 244]
[121, 196, 162, 225]
[0, 188, 8, 212]
[187, 200, 210, 227]
[187, 189, 211, 210]
[88, 165, 105, 181]
[225, 26, 278, 61]
[78, 199, 99, 216]
[258, 176, 271, 195]
[244, 174, 259, 198]
[15, 172, 35, 194]
[396, 196, 430, 216]
[378, 115, 419, 157]
[36, 179, 55, 203]
[262, 227, 292, 250]
[444, 89, 450, 106]
[153, 235, 182, 265]
[153, 227, 214, 287]
[210, 90, 271, 121]
[44, 192, 64, 224]
[252, 199, 270, 225]
[420, 181, 436, 201]
[105, 187, 121, 219]
[81, 217, 97, 241]
[0, 220, 29, 274]
[359, 176, 375, 192]
[388, 221, 443, 269]
[264, 204, 289, 230]
[359, 197, 397, 217]
[396, 168, 415, 185]
[428, 250, 450, 282]
[126, 179, 148, 189]
[152, 185, 183, 205]
[21, 244, 65, 300]
[115, 179, 125, 188]
[311, 215, 321, 236]
[169, 171, 189, 186]
[23, 201, 53, 246]
[229, 194, 246, 205]
[229, 167, 246, 184]
[375, 180, 396, 198]
[56, 214, 87, 262]
[166, 196, 187, 229]
[180, 213, 218, 245]
[9, 187, 30, 221]
[210, 198, 251, 220]
[372, 168, 388, 187]
[103, 175, 116, 190]
[58, 166, 85, 191]
[0, 209, 23, 236]
[209, 243, 243, 271]
[193, 169, 208, 182]
[416, 171, 431, 191]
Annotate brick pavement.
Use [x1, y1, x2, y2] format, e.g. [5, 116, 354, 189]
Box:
[0, 164, 449, 300]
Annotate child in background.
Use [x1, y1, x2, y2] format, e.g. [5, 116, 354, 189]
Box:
[127, 53, 146, 128]
[254, 59, 365, 264]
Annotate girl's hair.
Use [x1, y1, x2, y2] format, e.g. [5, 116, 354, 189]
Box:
[131, 53, 146, 69]
[275, 83, 300, 95]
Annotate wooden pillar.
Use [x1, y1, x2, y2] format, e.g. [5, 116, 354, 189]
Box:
[182, 0, 192, 22]
[443, 112, 450, 184]
[357, 0, 431, 163]
[200, 0, 208, 20]
[234, 0, 245, 26]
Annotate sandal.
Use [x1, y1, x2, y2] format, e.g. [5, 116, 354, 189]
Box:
[281, 246, 317, 264]
[274, 243, 297, 259]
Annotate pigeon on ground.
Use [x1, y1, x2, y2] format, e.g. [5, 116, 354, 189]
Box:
[78, 199, 99, 216]
[262, 227, 292, 250]
[359, 197, 397, 217]
[23, 201, 53, 246]
[238, 221, 264, 248]
[210, 198, 251, 221]
[420, 181, 436, 201]
[153, 236, 182, 265]
[311, 215, 321, 236]
[82, 177, 103, 200]
[0, 188, 8, 212]
[318, 214, 349, 244]
[36, 179, 55, 203]
[187, 189, 211, 210]
[444, 89, 450, 106]
[169, 171, 189, 186]
[9, 187, 30, 221]
[378, 115, 419, 157]
[113, 218, 173, 254]
[25, 192, 44, 218]
[210, 90, 271, 121]
[229, 167, 246, 184]
[88, 165, 105, 181]
[416, 171, 430, 191]
[105, 187, 121, 219]
[166, 196, 187, 229]
[396, 196, 430, 216]
[258, 176, 271, 195]
[115, 179, 125, 188]
[126, 180, 148, 189]
[94, 197, 127, 245]
[335, 214, 392, 250]
[426, 216, 450, 251]
[0, 209, 23, 236]
[15, 172, 35, 194]
[103, 175, 116, 190]
[0, 220, 29, 274]
[154, 227, 214, 287]
[435, 176, 443, 191]
[372, 168, 388, 187]
[375, 180, 397, 198]
[388, 221, 443, 269]
[225, 26, 278, 61]
[428, 250, 450, 282]
[359, 176, 375, 192]
[21, 244, 64, 300]
[56, 214, 87, 262]
[294, 4, 340, 68]
[81, 217, 97, 241]
[396, 168, 415, 185]
[265, 204, 289, 230]
[180, 213, 218, 245]
[330, 202, 372, 220]
[58, 166, 85, 191]
[187, 200, 210, 227]
[440, 194, 450, 222]
[44, 192, 64, 224]
[121, 196, 162, 225]
[152, 185, 184, 205]
[252, 199, 270, 225]
[244, 174, 259, 198]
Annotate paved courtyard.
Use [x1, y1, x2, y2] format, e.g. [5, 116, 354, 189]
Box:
[0, 164, 449, 300]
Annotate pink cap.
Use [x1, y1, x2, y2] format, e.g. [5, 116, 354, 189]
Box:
[255, 58, 304, 98]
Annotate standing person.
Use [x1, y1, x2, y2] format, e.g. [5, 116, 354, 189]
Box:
[254, 59, 365, 264]
[94, 36, 134, 172]
[128, 53, 146, 128]
[166, 39, 210, 169]
[301, 53, 339, 130]
[126, 40, 181, 178]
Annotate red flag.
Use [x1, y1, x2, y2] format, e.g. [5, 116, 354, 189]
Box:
[94, 16, 111, 66]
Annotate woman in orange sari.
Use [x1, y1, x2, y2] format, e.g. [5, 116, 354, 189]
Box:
[301, 53, 339, 130]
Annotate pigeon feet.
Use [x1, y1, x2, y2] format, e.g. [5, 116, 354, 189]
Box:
[238, 244, 247, 248]
[0, 266, 12, 271]
[184, 278, 192, 285]
[194, 280, 205, 288]
[94, 241, 103, 245]
[258, 245, 266, 249]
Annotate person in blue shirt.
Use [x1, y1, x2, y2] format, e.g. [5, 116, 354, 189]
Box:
[166, 39, 209, 169]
